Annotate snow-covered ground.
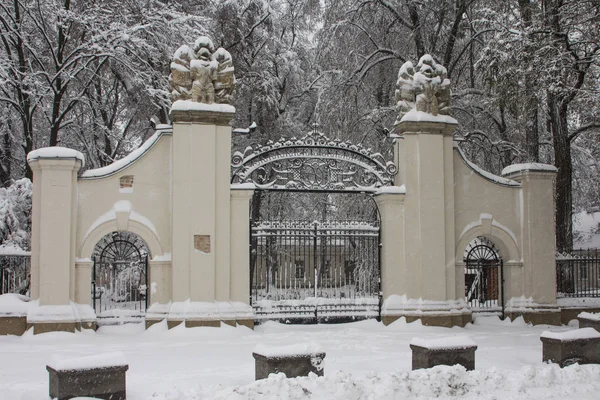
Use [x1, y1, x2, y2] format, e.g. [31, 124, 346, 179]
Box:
[0, 316, 599, 399]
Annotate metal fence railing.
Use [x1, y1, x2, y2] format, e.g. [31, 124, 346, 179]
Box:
[556, 248, 600, 298]
[0, 254, 31, 295]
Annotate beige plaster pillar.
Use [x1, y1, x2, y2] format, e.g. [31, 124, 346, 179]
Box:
[380, 119, 469, 327]
[502, 165, 560, 324]
[74, 261, 92, 305]
[230, 186, 254, 303]
[170, 108, 235, 303]
[397, 120, 457, 301]
[374, 191, 406, 299]
[149, 261, 172, 304]
[27, 149, 83, 333]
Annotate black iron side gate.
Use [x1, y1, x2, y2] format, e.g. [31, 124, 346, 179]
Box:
[91, 231, 149, 323]
[464, 237, 505, 317]
[250, 220, 381, 322]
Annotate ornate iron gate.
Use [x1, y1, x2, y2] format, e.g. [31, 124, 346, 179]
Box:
[232, 128, 393, 322]
[464, 236, 504, 316]
[251, 220, 381, 322]
[92, 231, 149, 321]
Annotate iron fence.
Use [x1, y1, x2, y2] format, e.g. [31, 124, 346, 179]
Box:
[0, 254, 31, 295]
[556, 248, 600, 297]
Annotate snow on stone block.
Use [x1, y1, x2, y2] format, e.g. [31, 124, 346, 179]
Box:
[578, 312, 600, 321]
[399, 109, 458, 125]
[48, 352, 127, 372]
[540, 328, 600, 341]
[47, 352, 128, 400]
[540, 328, 600, 367]
[0, 294, 29, 335]
[253, 342, 325, 380]
[171, 100, 235, 114]
[410, 335, 477, 350]
[381, 295, 469, 315]
[501, 163, 558, 176]
[578, 312, 600, 332]
[26, 301, 77, 323]
[253, 342, 324, 358]
[0, 293, 30, 317]
[410, 336, 477, 371]
[27, 147, 85, 167]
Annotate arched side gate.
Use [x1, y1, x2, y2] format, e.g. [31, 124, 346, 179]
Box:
[232, 129, 397, 323]
[92, 231, 149, 323]
[464, 236, 504, 317]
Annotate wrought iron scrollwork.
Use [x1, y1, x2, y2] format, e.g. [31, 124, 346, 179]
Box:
[231, 130, 397, 191]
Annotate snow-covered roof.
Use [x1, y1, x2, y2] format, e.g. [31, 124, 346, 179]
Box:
[501, 163, 557, 176]
[27, 147, 85, 167]
[80, 126, 172, 179]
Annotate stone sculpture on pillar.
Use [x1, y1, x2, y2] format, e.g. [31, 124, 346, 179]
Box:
[394, 54, 451, 123]
[169, 36, 236, 105]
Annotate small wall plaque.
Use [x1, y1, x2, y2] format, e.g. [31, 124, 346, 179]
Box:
[194, 235, 211, 254]
[119, 175, 134, 193]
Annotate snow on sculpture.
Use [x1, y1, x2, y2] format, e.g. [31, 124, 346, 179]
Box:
[394, 54, 451, 123]
[168, 36, 236, 104]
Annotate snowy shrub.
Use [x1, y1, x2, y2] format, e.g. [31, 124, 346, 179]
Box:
[0, 178, 32, 251]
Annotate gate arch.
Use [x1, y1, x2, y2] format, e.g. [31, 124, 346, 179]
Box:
[91, 231, 149, 321]
[231, 130, 397, 191]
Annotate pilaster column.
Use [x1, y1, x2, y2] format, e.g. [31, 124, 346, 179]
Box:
[170, 104, 235, 303]
[502, 165, 558, 305]
[27, 148, 84, 333]
[397, 120, 457, 301]
[374, 189, 406, 300]
[230, 186, 254, 304]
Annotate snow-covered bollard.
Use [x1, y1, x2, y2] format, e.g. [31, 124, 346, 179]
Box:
[46, 352, 128, 400]
[540, 328, 600, 367]
[410, 336, 477, 371]
[577, 312, 600, 332]
[252, 342, 325, 380]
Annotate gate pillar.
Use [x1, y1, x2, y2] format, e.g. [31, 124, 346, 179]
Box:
[230, 185, 254, 306]
[170, 104, 235, 303]
[374, 189, 406, 307]
[502, 165, 560, 324]
[27, 148, 89, 333]
[381, 118, 470, 327]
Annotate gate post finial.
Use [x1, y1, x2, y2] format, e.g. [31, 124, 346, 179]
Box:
[169, 36, 236, 125]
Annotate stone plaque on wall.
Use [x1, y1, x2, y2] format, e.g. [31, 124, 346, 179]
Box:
[119, 175, 134, 189]
[194, 235, 210, 254]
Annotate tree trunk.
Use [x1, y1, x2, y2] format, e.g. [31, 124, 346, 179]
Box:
[518, 0, 539, 162]
[548, 92, 572, 251]
[0, 122, 11, 186]
[407, 2, 425, 57]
